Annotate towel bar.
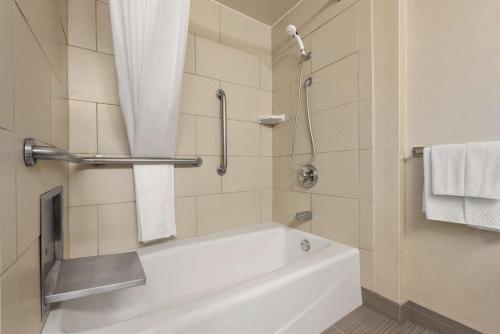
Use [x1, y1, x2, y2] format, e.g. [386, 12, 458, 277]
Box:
[24, 138, 203, 167]
[412, 147, 424, 157]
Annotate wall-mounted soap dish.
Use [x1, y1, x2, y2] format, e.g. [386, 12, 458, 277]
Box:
[258, 114, 285, 125]
[40, 187, 146, 318]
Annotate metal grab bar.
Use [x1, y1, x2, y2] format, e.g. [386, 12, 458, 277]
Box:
[23, 138, 203, 167]
[216, 89, 227, 175]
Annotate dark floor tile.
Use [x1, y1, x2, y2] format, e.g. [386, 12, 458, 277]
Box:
[401, 321, 440, 334]
[334, 306, 403, 334]
[323, 327, 343, 334]
[332, 306, 439, 334]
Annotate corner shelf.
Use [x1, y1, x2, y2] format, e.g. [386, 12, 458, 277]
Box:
[258, 114, 285, 126]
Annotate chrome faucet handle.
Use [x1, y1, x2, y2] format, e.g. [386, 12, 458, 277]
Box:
[298, 165, 318, 188]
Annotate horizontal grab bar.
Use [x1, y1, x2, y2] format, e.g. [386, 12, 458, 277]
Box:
[23, 138, 203, 167]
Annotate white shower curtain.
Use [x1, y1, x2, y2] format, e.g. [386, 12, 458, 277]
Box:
[109, 0, 190, 242]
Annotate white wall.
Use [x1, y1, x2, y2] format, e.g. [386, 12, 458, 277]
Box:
[405, 1, 500, 332]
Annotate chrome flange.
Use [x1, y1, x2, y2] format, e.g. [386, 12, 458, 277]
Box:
[305, 76, 313, 87]
[298, 164, 318, 188]
[24, 138, 36, 167]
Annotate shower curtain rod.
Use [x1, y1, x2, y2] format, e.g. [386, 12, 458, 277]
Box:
[23, 138, 203, 167]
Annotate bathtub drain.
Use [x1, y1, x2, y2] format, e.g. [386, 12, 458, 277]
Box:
[301, 239, 311, 252]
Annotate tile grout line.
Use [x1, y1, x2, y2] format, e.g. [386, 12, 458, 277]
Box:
[96, 204, 100, 255]
[95, 100, 99, 154]
[273, 50, 359, 93]
[191, 34, 271, 89]
[14, 1, 66, 86]
[357, 27, 362, 247]
[194, 196, 199, 236]
[193, 34, 197, 74]
[272, 0, 358, 55]
[94, 0, 98, 52]
[67, 40, 272, 98]
[54, 0, 68, 43]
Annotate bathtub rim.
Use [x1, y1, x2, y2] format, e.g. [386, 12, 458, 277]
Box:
[135, 222, 350, 258]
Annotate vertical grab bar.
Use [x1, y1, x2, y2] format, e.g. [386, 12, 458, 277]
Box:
[216, 89, 227, 175]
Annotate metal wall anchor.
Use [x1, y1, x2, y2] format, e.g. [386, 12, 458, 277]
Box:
[296, 211, 313, 222]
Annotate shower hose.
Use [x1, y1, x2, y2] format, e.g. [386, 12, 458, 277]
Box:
[291, 57, 316, 166]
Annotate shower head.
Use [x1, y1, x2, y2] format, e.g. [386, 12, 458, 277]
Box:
[286, 24, 299, 37]
[286, 25, 309, 59]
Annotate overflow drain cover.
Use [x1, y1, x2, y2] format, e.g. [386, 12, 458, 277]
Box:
[301, 239, 311, 252]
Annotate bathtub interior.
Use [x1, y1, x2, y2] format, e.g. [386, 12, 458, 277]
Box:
[55, 224, 331, 333]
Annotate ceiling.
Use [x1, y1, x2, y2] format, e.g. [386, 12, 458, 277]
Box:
[216, 0, 302, 26]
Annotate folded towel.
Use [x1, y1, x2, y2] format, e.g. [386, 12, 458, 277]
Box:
[465, 197, 500, 231]
[465, 141, 500, 199]
[430, 144, 466, 196]
[422, 142, 500, 231]
[133, 165, 176, 243]
[422, 147, 465, 224]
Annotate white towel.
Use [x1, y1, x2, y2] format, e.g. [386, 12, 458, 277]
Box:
[465, 141, 500, 199]
[465, 197, 500, 232]
[463, 141, 500, 231]
[430, 144, 466, 196]
[422, 142, 500, 231]
[133, 165, 177, 242]
[422, 147, 465, 224]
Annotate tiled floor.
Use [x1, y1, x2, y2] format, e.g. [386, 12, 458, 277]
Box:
[324, 306, 439, 334]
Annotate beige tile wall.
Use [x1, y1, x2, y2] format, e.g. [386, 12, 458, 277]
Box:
[371, 0, 404, 304]
[405, 1, 500, 332]
[67, 0, 273, 258]
[0, 0, 378, 332]
[6, 2, 496, 333]
[271, 0, 374, 289]
[0, 0, 69, 332]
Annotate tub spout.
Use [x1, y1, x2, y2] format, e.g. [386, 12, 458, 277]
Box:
[296, 211, 312, 222]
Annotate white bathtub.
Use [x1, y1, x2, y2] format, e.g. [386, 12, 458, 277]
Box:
[43, 223, 361, 334]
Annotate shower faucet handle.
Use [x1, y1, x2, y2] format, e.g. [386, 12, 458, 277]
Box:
[298, 165, 318, 188]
